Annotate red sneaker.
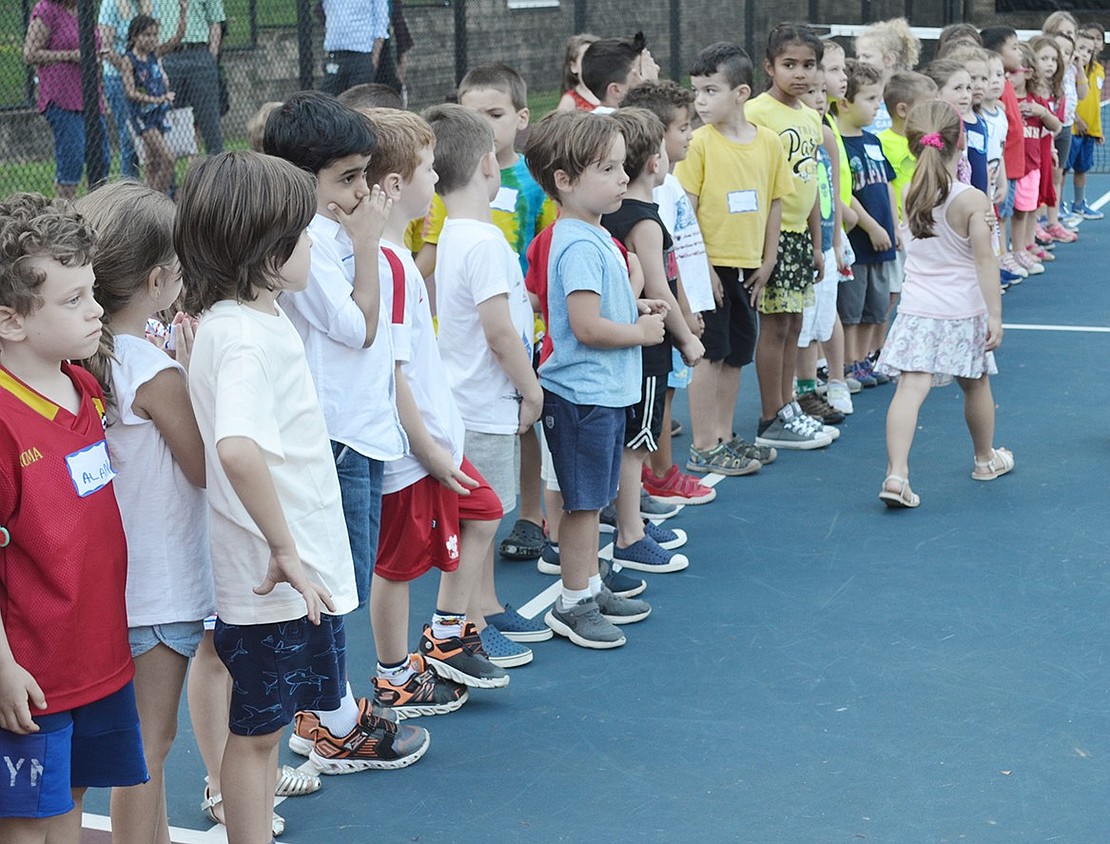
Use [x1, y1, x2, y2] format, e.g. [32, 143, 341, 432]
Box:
[641, 464, 717, 505]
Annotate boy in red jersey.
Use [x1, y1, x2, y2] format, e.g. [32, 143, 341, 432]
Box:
[0, 194, 147, 840]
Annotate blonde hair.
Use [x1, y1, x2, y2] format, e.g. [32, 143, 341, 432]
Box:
[857, 18, 920, 71]
[1042, 11, 1078, 37]
[562, 33, 599, 92]
[246, 101, 282, 152]
[904, 99, 963, 239]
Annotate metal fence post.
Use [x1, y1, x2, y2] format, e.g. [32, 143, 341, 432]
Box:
[454, 0, 467, 85]
[296, 0, 314, 90]
[669, 0, 680, 83]
[78, 0, 106, 187]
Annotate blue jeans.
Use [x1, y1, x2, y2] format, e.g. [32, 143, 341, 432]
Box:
[331, 442, 384, 608]
[44, 104, 110, 186]
[103, 73, 138, 178]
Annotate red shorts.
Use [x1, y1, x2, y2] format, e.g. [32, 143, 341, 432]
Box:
[375, 458, 502, 582]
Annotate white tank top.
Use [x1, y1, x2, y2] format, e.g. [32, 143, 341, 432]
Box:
[898, 181, 988, 320]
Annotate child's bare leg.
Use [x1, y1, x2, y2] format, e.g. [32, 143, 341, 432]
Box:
[516, 427, 543, 528]
[558, 510, 601, 591]
[186, 631, 231, 800]
[755, 313, 789, 418]
[370, 575, 410, 664]
[716, 363, 742, 440]
[111, 643, 189, 844]
[614, 447, 647, 550]
[688, 359, 721, 449]
[150, 132, 174, 195]
[955, 375, 997, 462]
[824, 314, 846, 381]
[779, 313, 803, 403]
[543, 488, 563, 543]
[884, 371, 932, 478]
[648, 388, 676, 476]
[1073, 169, 1087, 206]
[0, 788, 85, 844]
[438, 517, 497, 631]
[472, 542, 501, 617]
[221, 732, 280, 844]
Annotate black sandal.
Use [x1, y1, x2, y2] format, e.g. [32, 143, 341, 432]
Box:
[498, 518, 545, 560]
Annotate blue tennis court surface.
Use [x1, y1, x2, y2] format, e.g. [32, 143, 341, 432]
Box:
[82, 177, 1110, 843]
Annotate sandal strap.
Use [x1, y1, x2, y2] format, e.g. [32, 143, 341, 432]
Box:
[275, 764, 320, 797]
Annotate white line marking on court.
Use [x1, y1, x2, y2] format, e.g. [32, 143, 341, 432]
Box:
[1003, 323, 1110, 333]
[83, 812, 230, 842]
[516, 472, 726, 619]
[1090, 188, 1110, 212]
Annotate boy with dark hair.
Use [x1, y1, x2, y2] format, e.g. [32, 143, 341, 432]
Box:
[0, 194, 147, 841]
[582, 32, 660, 109]
[338, 82, 405, 110]
[524, 109, 665, 648]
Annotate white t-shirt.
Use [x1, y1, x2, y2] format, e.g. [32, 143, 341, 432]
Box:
[188, 300, 358, 625]
[280, 213, 407, 461]
[435, 218, 532, 435]
[379, 240, 466, 494]
[654, 173, 715, 313]
[981, 104, 1008, 166]
[107, 333, 215, 627]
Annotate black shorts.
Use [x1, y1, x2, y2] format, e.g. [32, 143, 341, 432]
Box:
[701, 266, 759, 368]
[625, 373, 666, 451]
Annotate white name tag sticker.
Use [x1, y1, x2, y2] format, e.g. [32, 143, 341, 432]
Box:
[865, 144, 887, 161]
[968, 132, 986, 152]
[65, 440, 117, 498]
[491, 186, 519, 213]
[1098, 77, 1104, 91]
[727, 190, 758, 213]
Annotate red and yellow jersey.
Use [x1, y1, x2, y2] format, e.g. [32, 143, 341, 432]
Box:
[0, 362, 132, 714]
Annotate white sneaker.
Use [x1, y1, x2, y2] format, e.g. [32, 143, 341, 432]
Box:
[826, 380, 854, 415]
[790, 401, 838, 440]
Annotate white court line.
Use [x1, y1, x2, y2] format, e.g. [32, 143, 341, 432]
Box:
[516, 471, 727, 620]
[1003, 323, 1110, 333]
[1091, 187, 1110, 212]
[83, 812, 228, 842]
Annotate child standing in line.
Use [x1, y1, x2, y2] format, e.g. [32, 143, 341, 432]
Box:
[121, 14, 176, 194]
[1065, 27, 1105, 220]
[422, 102, 551, 666]
[877, 72, 938, 247]
[181, 152, 428, 843]
[877, 100, 1012, 508]
[1042, 29, 1083, 239]
[853, 18, 921, 133]
[557, 33, 600, 111]
[1030, 35, 1067, 252]
[925, 60, 976, 186]
[746, 24, 837, 450]
[77, 182, 215, 844]
[980, 51, 1023, 285]
[0, 193, 146, 842]
[581, 31, 660, 110]
[1011, 43, 1061, 270]
[524, 109, 665, 649]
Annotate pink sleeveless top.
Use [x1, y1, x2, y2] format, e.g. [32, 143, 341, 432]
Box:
[898, 182, 987, 320]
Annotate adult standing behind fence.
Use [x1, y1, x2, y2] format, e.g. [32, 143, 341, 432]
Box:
[99, 0, 187, 180]
[154, 0, 224, 155]
[320, 0, 391, 95]
[23, 0, 111, 199]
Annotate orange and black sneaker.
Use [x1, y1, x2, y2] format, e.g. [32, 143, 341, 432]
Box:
[287, 709, 322, 757]
[309, 697, 430, 775]
[372, 653, 468, 719]
[419, 622, 509, 689]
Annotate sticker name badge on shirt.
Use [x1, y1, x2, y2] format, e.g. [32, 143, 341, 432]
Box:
[727, 190, 758, 214]
[491, 186, 519, 213]
[65, 439, 117, 497]
[865, 144, 887, 162]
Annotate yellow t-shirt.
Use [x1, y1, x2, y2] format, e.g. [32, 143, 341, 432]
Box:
[674, 123, 794, 269]
[878, 129, 915, 221]
[745, 94, 822, 232]
[825, 114, 853, 208]
[1075, 63, 1104, 139]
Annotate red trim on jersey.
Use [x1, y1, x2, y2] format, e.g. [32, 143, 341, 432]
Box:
[383, 247, 407, 325]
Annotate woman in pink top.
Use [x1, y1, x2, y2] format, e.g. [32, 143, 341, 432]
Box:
[23, 0, 110, 198]
[875, 100, 1013, 508]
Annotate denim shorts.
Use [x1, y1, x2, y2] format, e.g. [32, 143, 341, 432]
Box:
[997, 177, 1017, 220]
[0, 681, 147, 818]
[540, 390, 624, 512]
[214, 614, 346, 737]
[1066, 133, 1095, 174]
[332, 442, 385, 608]
[43, 104, 110, 186]
[128, 620, 205, 659]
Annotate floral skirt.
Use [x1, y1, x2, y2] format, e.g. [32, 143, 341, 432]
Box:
[876, 312, 997, 387]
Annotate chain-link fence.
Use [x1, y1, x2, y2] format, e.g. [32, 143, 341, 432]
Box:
[4, 0, 1110, 199]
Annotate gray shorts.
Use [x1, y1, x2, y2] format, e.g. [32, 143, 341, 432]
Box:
[837, 260, 897, 325]
[463, 430, 520, 512]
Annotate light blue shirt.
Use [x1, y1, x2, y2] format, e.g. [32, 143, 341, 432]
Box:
[539, 219, 641, 408]
[97, 0, 152, 78]
[322, 0, 390, 52]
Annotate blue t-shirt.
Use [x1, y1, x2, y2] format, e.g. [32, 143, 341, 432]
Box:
[964, 115, 989, 194]
[816, 145, 834, 253]
[539, 219, 641, 407]
[843, 131, 896, 264]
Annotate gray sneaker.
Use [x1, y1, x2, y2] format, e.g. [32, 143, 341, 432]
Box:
[594, 586, 651, 624]
[755, 408, 833, 451]
[545, 597, 626, 649]
[639, 489, 681, 520]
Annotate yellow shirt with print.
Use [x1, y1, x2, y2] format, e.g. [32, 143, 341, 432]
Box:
[1075, 62, 1105, 139]
[745, 94, 822, 232]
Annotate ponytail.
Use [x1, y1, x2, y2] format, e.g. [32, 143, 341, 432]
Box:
[903, 99, 963, 239]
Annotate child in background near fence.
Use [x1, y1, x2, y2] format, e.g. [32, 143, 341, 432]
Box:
[877, 101, 1011, 509]
[122, 14, 176, 195]
[1065, 27, 1105, 220]
[244, 101, 281, 153]
[76, 182, 214, 844]
[557, 33, 600, 111]
[1029, 35, 1067, 251]
[853, 18, 921, 133]
[0, 193, 147, 843]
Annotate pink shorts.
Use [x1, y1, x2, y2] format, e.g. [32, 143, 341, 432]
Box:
[1013, 167, 1041, 212]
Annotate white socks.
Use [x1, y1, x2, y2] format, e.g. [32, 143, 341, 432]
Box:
[315, 683, 359, 737]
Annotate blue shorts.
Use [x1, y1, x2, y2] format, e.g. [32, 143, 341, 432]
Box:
[997, 177, 1018, 220]
[214, 614, 346, 737]
[332, 442, 384, 608]
[128, 620, 205, 659]
[0, 681, 147, 819]
[1066, 133, 1096, 174]
[540, 390, 624, 512]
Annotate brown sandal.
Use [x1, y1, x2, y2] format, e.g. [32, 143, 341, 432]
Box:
[879, 475, 920, 509]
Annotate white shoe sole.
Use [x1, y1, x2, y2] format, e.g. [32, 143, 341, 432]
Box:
[308, 730, 430, 775]
[601, 606, 651, 624]
[643, 488, 717, 505]
[288, 733, 313, 757]
[390, 689, 469, 720]
[544, 609, 626, 649]
[425, 656, 510, 689]
[755, 433, 833, 450]
[611, 553, 689, 574]
[487, 648, 534, 668]
[498, 626, 554, 643]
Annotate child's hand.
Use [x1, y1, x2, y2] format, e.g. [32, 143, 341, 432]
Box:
[1075, 116, 1088, 134]
[744, 264, 772, 308]
[637, 298, 669, 316]
[984, 210, 998, 232]
[518, 387, 543, 434]
[0, 661, 47, 735]
[992, 178, 1007, 205]
[812, 249, 825, 281]
[637, 313, 666, 346]
[254, 546, 336, 625]
[170, 311, 196, 371]
[685, 310, 704, 338]
[423, 445, 479, 495]
[331, 184, 392, 246]
[709, 267, 724, 308]
[895, 229, 904, 251]
[678, 335, 704, 366]
[867, 222, 892, 252]
[985, 316, 1003, 351]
